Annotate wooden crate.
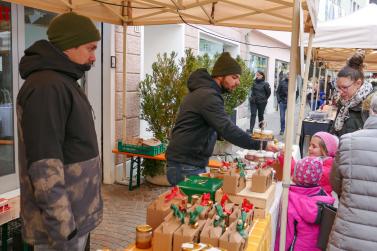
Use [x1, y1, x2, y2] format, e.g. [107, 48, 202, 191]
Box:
[0, 195, 20, 225]
[253, 208, 268, 219]
[215, 181, 276, 216]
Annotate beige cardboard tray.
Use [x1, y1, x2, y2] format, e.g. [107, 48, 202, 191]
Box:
[215, 181, 276, 212]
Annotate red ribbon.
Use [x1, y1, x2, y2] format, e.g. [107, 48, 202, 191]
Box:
[242, 198, 254, 212]
[260, 159, 275, 169]
[200, 193, 211, 206]
[222, 161, 231, 168]
[164, 186, 184, 202]
[220, 194, 232, 215]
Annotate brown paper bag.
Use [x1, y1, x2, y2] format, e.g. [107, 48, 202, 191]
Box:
[251, 168, 273, 193]
[219, 221, 250, 251]
[173, 217, 207, 251]
[222, 164, 246, 194]
[229, 205, 253, 226]
[199, 218, 224, 247]
[147, 188, 187, 230]
[152, 212, 184, 251]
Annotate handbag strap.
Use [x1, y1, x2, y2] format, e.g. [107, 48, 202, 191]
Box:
[288, 220, 298, 251]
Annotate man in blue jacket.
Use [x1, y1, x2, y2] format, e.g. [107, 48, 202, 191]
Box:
[166, 52, 276, 185]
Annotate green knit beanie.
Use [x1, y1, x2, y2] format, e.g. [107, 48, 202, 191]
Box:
[47, 12, 100, 51]
[212, 52, 242, 77]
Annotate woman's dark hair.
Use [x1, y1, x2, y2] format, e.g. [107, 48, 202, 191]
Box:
[337, 50, 365, 82]
[256, 70, 265, 81]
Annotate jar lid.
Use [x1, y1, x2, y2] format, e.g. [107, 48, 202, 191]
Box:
[136, 224, 152, 232]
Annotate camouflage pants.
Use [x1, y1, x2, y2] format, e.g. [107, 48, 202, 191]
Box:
[34, 233, 88, 251]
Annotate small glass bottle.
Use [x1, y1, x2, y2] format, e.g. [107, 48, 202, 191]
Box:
[135, 224, 152, 249]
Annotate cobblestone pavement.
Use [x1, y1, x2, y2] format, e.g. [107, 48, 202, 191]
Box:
[90, 183, 169, 250]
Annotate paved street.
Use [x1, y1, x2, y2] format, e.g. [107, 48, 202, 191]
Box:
[91, 183, 169, 250]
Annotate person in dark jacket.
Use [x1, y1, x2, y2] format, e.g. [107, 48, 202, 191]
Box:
[166, 52, 277, 185]
[17, 12, 102, 251]
[249, 70, 271, 130]
[277, 73, 289, 135]
[276, 73, 300, 135]
[330, 51, 375, 137]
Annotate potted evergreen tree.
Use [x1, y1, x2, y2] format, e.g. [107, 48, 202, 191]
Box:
[139, 50, 198, 185]
[139, 51, 252, 185]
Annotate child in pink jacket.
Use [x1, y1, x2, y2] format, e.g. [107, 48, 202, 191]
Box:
[276, 157, 335, 251]
[308, 132, 339, 194]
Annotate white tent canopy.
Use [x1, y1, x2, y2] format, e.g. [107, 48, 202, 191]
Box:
[311, 3, 377, 49]
[4, 0, 317, 32]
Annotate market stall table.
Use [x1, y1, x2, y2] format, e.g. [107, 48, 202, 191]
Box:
[0, 189, 24, 251]
[124, 214, 272, 251]
[112, 149, 222, 190]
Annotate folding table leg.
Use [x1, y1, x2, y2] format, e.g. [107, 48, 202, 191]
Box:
[136, 157, 141, 187]
[129, 157, 135, 191]
[1, 223, 8, 251]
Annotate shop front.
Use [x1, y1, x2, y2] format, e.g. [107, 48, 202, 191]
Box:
[0, 1, 109, 194]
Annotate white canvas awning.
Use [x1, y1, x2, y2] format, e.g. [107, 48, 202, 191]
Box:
[303, 3, 377, 71]
[3, 0, 317, 32]
[312, 3, 377, 49]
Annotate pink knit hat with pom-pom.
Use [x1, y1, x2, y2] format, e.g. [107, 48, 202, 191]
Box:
[293, 156, 323, 187]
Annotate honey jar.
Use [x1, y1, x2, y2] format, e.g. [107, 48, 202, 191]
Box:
[135, 224, 152, 249]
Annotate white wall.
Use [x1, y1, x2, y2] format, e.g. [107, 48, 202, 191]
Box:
[247, 30, 290, 114]
[140, 24, 185, 138]
[102, 24, 115, 184]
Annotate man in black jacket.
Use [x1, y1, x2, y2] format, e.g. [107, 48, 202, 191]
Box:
[17, 13, 102, 251]
[277, 73, 289, 135]
[166, 52, 276, 185]
[277, 73, 300, 135]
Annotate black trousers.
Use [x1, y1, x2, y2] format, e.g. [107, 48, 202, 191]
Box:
[250, 101, 267, 129]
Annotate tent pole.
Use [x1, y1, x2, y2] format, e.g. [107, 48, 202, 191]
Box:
[310, 61, 317, 110]
[295, 30, 314, 144]
[279, 0, 300, 250]
[122, 23, 128, 142]
[324, 68, 328, 98]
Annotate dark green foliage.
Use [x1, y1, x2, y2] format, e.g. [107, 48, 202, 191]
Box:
[139, 50, 253, 177]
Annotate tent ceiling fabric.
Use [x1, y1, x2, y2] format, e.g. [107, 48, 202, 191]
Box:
[4, 0, 316, 32]
[310, 48, 377, 72]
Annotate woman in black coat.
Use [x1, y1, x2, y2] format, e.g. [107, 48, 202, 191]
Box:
[249, 71, 271, 130]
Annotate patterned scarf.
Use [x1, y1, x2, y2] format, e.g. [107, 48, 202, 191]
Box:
[334, 82, 373, 132]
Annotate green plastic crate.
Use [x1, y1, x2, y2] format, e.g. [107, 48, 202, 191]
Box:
[117, 141, 166, 156]
[178, 176, 223, 202]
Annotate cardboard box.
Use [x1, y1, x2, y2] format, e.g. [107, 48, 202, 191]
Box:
[251, 168, 273, 193]
[215, 182, 276, 212]
[147, 188, 187, 230]
[269, 160, 283, 181]
[173, 218, 207, 251]
[152, 213, 183, 251]
[178, 176, 223, 203]
[229, 205, 253, 226]
[199, 218, 224, 247]
[219, 221, 250, 251]
[222, 173, 246, 195]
